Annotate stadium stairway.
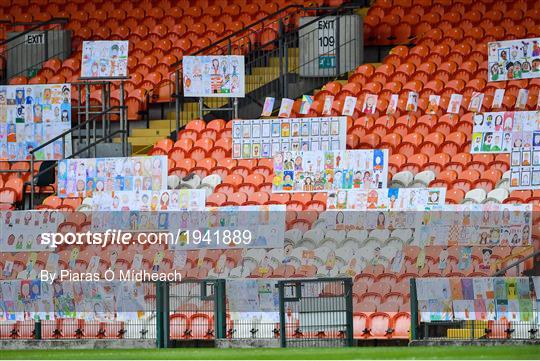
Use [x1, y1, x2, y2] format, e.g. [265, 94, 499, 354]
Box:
[125, 45, 339, 153]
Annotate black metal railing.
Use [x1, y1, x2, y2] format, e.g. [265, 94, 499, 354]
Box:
[140, 3, 367, 138]
[419, 320, 539, 341]
[170, 4, 364, 133]
[492, 249, 540, 277]
[278, 278, 354, 348]
[27, 106, 128, 208]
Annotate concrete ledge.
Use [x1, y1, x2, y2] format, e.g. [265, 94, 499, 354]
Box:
[410, 339, 540, 347]
[0, 339, 155, 350]
[215, 338, 280, 348]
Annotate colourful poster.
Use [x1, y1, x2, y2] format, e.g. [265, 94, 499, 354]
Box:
[474, 299, 487, 320]
[494, 278, 507, 300]
[418, 300, 431, 322]
[324, 204, 531, 246]
[468, 92, 484, 113]
[496, 299, 509, 320]
[447, 94, 463, 114]
[458, 246, 472, 270]
[486, 299, 497, 320]
[426, 95, 440, 114]
[261, 97, 275, 116]
[516, 277, 531, 299]
[278, 98, 294, 118]
[272, 149, 389, 193]
[488, 38, 540, 82]
[461, 278, 474, 299]
[182, 55, 245, 98]
[532, 276, 540, 297]
[516, 89, 529, 109]
[492, 88, 505, 108]
[81, 41, 128, 78]
[519, 299, 533, 322]
[322, 95, 334, 115]
[361, 94, 377, 114]
[386, 94, 398, 115]
[450, 278, 463, 299]
[473, 278, 490, 299]
[405, 92, 418, 112]
[342, 96, 358, 116]
[299, 95, 314, 115]
[507, 300, 520, 321]
[506, 278, 518, 299]
[453, 300, 475, 320]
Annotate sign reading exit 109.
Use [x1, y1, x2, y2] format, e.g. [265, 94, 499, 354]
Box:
[318, 19, 336, 69]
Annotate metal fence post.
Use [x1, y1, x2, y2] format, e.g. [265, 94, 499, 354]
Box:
[44, 30, 49, 61]
[335, 14, 341, 76]
[34, 320, 41, 340]
[30, 155, 35, 209]
[85, 82, 91, 157]
[119, 80, 127, 157]
[344, 278, 354, 347]
[214, 279, 227, 339]
[163, 281, 170, 347]
[283, 25, 289, 99]
[278, 19, 284, 99]
[101, 81, 106, 138]
[278, 281, 286, 348]
[174, 69, 180, 140]
[410, 278, 419, 341]
[156, 281, 168, 348]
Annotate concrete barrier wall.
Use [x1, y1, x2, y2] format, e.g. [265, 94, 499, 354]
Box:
[215, 338, 280, 348]
[410, 339, 540, 347]
[0, 339, 155, 350]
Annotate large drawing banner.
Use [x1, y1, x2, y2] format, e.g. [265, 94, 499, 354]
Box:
[272, 149, 389, 193]
[232, 117, 347, 159]
[488, 38, 540, 82]
[511, 130, 540, 190]
[471, 111, 539, 154]
[326, 187, 446, 210]
[417, 277, 536, 322]
[0, 84, 71, 160]
[57, 156, 168, 198]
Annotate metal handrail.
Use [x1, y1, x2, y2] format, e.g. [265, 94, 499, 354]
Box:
[170, 3, 363, 69]
[0, 17, 68, 45]
[28, 106, 126, 208]
[163, 2, 365, 136]
[170, 5, 302, 69]
[492, 249, 540, 277]
[29, 106, 122, 156]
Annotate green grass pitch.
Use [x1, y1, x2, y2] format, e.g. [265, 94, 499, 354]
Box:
[1, 346, 538, 360]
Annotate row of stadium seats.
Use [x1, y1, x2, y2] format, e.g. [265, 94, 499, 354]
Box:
[4, 0, 349, 119]
[146, 121, 517, 205]
[0, 320, 127, 339]
[2, 314, 523, 341]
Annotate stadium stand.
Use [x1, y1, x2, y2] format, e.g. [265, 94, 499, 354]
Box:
[0, 0, 539, 347]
